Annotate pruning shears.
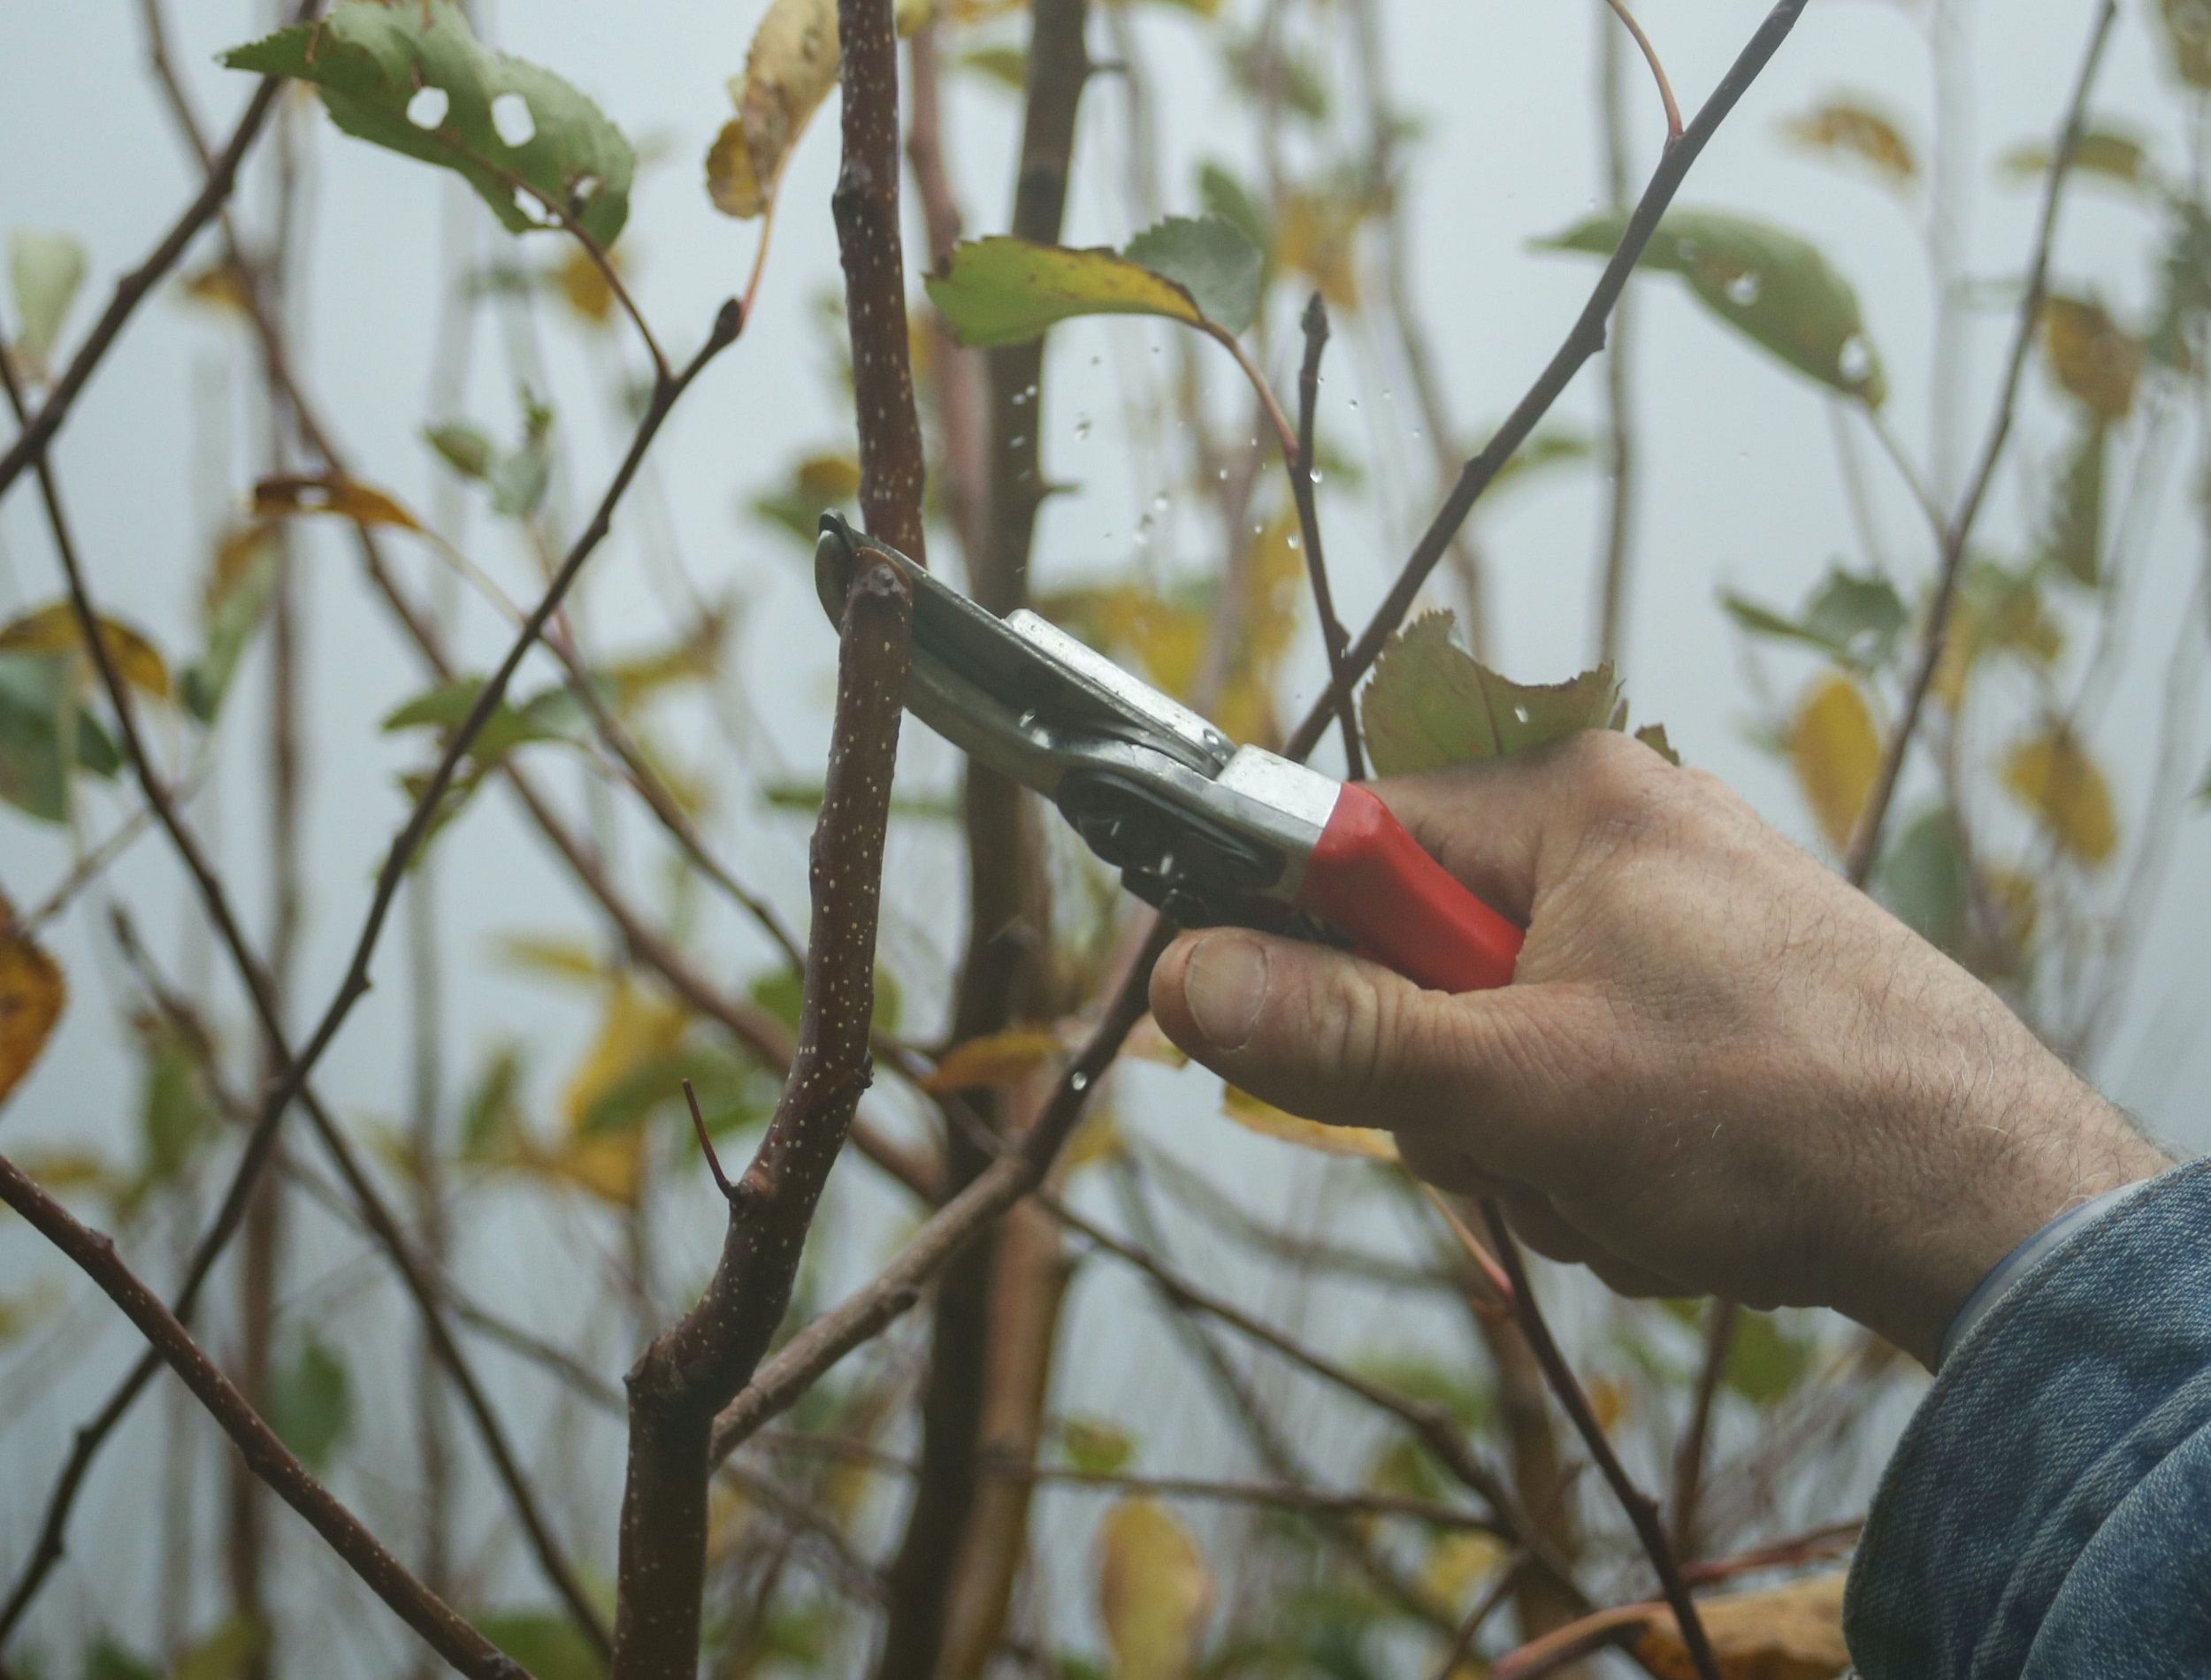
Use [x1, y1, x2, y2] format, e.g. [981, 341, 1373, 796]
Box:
[814, 515, 1522, 994]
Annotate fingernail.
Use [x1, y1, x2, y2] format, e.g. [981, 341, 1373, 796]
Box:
[1183, 933, 1269, 1051]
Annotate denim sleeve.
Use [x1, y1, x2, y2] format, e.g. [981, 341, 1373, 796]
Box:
[1845, 1159, 2211, 1678]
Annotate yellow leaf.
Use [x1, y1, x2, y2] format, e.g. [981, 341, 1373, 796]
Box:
[1220, 1085, 1397, 1161]
[2001, 726, 2117, 867]
[207, 522, 282, 615]
[926, 237, 1205, 348]
[562, 980, 692, 1131]
[252, 473, 423, 531]
[0, 898, 66, 1111]
[1277, 191, 1362, 312]
[9, 1149, 111, 1195]
[1419, 1531, 1508, 1611]
[0, 603, 172, 701]
[180, 256, 257, 318]
[795, 453, 862, 502]
[1098, 1497, 1213, 1680]
[1587, 1374, 1628, 1434]
[1061, 1104, 1124, 1173]
[2040, 294, 2142, 422]
[926, 1027, 1064, 1092]
[1779, 99, 1917, 187]
[555, 244, 619, 324]
[1788, 672, 1880, 852]
[493, 933, 610, 986]
[1633, 1571, 1850, 1680]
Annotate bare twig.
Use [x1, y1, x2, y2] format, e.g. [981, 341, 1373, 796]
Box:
[0, 1157, 528, 1680]
[683, 1079, 738, 1204]
[1287, 0, 1812, 762]
[1292, 294, 1365, 778]
[1594, 0, 1641, 669]
[1601, 0, 1684, 142]
[1479, 1203, 1720, 1680]
[612, 550, 913, 1680]
[1844, 0, 2118, 882]
[1671, 1298, 1738, 1557]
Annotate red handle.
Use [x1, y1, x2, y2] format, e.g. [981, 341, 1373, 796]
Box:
[1294, 783, 1522, 993]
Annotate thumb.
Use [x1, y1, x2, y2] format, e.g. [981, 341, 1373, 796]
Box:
[1149, 928, 1578, 1178]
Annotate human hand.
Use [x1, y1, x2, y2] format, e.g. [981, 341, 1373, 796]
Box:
[1149, 731, 2169, 1365]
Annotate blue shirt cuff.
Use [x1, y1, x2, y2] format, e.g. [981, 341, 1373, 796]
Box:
[1939, 1181, 2153, 1366]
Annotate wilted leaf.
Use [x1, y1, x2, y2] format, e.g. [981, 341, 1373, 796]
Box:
[1124, 214, 1265, 337]
[0, 603, 171, 701]
[223, 0, 635, 248]
[927, 1028, 1064, 1092]
[2040, 294, 2141, 421]
[1722, 568, 1907, 672]
[8, 230, 88, 378]
[1633, 1571, 1849, 1680]
[927, 236, 1210, 348]
[424, 422, 495, 479]
[1542, 207, 1886, 404]
[1780, 99, 1916, 187]
[1098, 1497, 1213, 1680]
[1360, 610, 1629, 777]
[264, 1335, 353, 1472]
[180, 256, 257, 318]
[2041, 423, 2106, 586]
[1789, 672, 1880, 852]
[253, 472, 423, 531]
[707, 0, 840, 218]
[2001, 126, 2154, 192]
[0, 897, 65, 1111]
[2001, 725, 2117, 867]
[1060, 1415, 1136, 1475]
[1221, 1085, 1396, 1161]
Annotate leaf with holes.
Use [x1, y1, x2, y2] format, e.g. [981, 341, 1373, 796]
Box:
[253, 473, 424, 531]
[2001, 725, 2117, 867]
[8, 231, 88, 380]
[2041, 294, 2141, 421]
[1360, 610, 1641, 777]
[223, 0, 635, 247]
[1098, 1498, 1214, 1680]
[1780, 98, 1917, 188]
[0, 897, 65, 1111]
[1790, 672, 1880, 853]
[1542, 207, 1886, 404]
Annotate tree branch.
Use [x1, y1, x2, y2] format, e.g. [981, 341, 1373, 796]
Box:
[0, 1157, 528, 1680]
[611, 548, 913, 1680]
[1286, 0, 1811, 761]
[1843, 0, 2118, 882]
[1478, 1203, 1719, 1680]
[1292, 294, 1365, 778]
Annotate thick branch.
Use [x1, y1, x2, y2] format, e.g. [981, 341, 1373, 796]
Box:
[0, 1157, 526, 1680]
[1287, 0, 1811, 761]
[611, 554, 913, 1680]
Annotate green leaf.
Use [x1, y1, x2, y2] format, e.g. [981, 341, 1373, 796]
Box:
[182, 538, 280, 724]
[264, 1335, 352, 1472]
[222, 0, 635, 248]
[959, 44, 1029, 91]
[83, 1637, 159, 1680]
[424, 422, 494, 480]
[0, 653, 76, 823]
[173, 1615, 265, 1680]
[2159, 0, 2211, 90]
[137, 1019, 218, 1191]
[1721, 1310, 1815, 1405]
[1359, 611, 1630, 777]
[1196, 163, 1274, 265]
[1541, 207, 1886, 404]
[2041, 423, 2106, 587]
[1060, 1415, 1136, 1476]
[1878, 807, 1970, 957]
[1123, 214, 1264, 337]
[380, 675, 586, 764]
[1722, 567, 1906, 671]
[2001, 126, 2155, 193]
[460, 1042, 526, 1157]
[477, 1610, 607, 1680]
[574, 1042, 770, 1139]
[761, 775, 961, 822]
[926, 237, 1209, 349]
[8, 231, 88, 378]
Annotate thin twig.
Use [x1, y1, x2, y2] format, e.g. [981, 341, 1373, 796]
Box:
[0, 1157, 528, 1680]
[1291, 294, 1365, 778]
[1288, 0, 1812, 761]
[1671, 1298, 1738, 1556]
[1479, 1203, 1721, 1680]
[683, 1079, 738, 1204]
[1844, 0, 2118, 882]
[1602, 0, 1684, 141]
